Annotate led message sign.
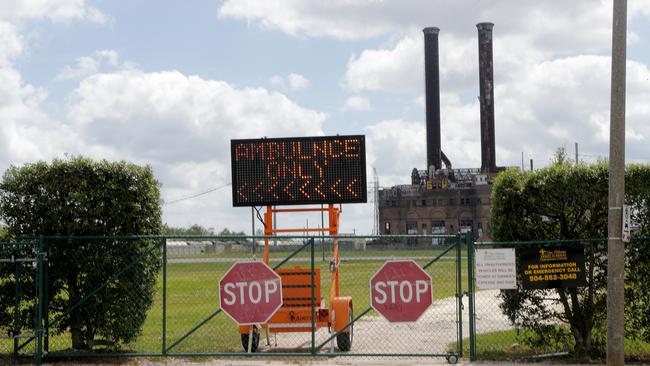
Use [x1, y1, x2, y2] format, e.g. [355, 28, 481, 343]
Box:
[231, 135, 367, 206]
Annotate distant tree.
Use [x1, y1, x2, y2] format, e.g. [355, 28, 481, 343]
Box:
[0, 157, 162, 350]
[162, 224, 214, 236]
[218, 227, 246, 236]
[491, 152, 650, 359]
[161, 225, 246, 237]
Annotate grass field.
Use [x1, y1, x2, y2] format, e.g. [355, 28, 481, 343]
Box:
[1, 244, 467, 356]
[450, 328, 650, 361]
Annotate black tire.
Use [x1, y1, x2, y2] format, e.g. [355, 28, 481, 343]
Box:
[336, 306, 353, 351]
[241, 328, 259, 352]
[446, 354, 458, 364]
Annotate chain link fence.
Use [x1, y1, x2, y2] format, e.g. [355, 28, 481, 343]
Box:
[1, 234, 468, 364]
[0, 239, 40, 361]
[468, 236, 650, 362]
[4, 234, 650, 364]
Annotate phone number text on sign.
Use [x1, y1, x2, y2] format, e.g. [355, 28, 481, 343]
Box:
[231, 135, 367, 206]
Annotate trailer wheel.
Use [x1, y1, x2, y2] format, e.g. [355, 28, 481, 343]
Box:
[241, 327, 259, 352]
[336, 306, 353, 351]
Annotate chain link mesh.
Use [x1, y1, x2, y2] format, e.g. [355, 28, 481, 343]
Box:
[470, 238, 650, 362]
[2, 234, 648, 363]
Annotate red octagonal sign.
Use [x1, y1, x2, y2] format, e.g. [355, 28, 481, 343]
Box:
[219, 261, 283, 325]
[370, 260, 433, 322]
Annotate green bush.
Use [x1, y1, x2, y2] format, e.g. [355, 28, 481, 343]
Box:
[491, 150, 650, 359]
[0, 157, 162, 350]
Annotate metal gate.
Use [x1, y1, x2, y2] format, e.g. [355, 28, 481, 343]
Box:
[0, 238, 46, 365]
[161, 234, 465, 363]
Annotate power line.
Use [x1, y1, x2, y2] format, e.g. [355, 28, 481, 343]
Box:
[164, 183, 232, 205]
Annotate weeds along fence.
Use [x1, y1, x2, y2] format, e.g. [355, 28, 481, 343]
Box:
[1, 234, 469, 365]
[468, 236, 650, 362]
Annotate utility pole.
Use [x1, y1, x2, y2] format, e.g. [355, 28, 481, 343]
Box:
[607, 1, 627, 365]
[575, 142, 579, 165]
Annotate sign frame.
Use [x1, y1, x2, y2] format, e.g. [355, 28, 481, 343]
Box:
[231, 135, 367, 207]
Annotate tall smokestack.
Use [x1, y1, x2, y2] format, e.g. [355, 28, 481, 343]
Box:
[423, 27, 441, 172]
[477, 22, 497, 173]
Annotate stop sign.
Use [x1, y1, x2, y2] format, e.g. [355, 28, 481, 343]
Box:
[370, 260, 433, 322]
[219, 261, 283, 325]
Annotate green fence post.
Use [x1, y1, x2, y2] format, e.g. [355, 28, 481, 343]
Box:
[456, 234, 463, 357]
[310, 237, 316, 355]
[467, 231, 476, 361]
[43, 238, 49, 354]
[13, 241, 20, 359]
[162, 237, 167, 356]
[35, 235, 44, 366]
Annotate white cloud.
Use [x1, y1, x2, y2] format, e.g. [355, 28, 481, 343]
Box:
[343, 96, 371, 111]
[268, 74, 284, 88]
[0, 21, 22, 67]
[0, 18, 85, 170]
[56, 56, 99, 80]
[268, 73, 310, 91]
[365, 119, 426, 185]
[218, 0, 650, 50]
[345, 34, 421, 93]
[56, 49, 121, 80]
[65, 68, 327, 227]
[0, 0, 107, 23]
[0, 67, 84, 170]
[287, 73, 309, 90]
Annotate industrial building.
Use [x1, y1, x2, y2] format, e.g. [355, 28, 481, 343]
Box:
[378, 23, 504, 242]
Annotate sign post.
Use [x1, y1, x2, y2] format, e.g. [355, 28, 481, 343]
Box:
[369, 260, 432, 322]
[219, 261, 283, 325]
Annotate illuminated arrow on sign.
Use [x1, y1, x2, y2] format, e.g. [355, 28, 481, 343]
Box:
[284, 181, 294, 199]
[315, 182, 325, 198]
[346, 179, 358, 197]
[299, 180, 310, 198]
[268, 181, 279, 200]
[253, 181, 264, 200]
[237, 184, 247, 201]
[331, 179, 342, 198]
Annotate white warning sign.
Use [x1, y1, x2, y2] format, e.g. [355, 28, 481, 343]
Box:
[475, 248, 517, 289]
[622, 205, 631, 243]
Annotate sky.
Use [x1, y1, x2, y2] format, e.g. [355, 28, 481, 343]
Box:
[1, 0, 650, 235]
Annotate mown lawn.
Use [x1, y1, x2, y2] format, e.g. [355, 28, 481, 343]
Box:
[450, 328, 650, 361]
